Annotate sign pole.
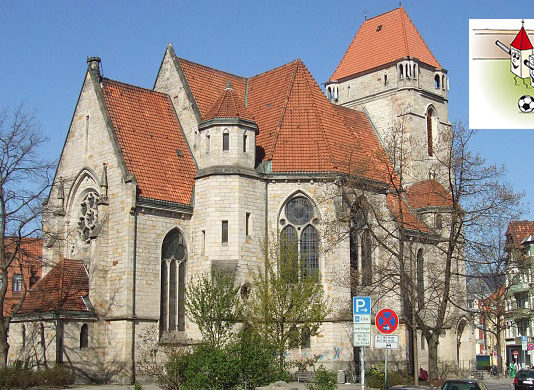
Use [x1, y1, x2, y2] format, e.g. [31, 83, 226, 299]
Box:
[384, 349, 388, 390]
[361, 347, 365, 389]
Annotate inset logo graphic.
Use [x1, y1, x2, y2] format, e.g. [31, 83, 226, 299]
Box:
[470, 19, 534, 129]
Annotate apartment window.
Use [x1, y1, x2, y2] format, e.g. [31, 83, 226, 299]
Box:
[223, 132, 229, 151]
[435, 214, 443, 230]
[222, 221, 228, 243]
[206, 134, 211, 154]
[12, 274, 22, 292]
[243, 134, 248, 153]
[245, 213, 251, 236]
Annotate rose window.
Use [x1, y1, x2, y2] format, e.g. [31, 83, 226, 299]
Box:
[78, 191, 99, 243]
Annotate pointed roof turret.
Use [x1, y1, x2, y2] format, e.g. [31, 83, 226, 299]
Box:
[329, 7, 441, 81]
[204, 83, 255, 121]
[511, 26, 533, 50]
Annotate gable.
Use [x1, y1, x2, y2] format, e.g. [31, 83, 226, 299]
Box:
[101, 79, 196, 205]
[329, 7, 441, 81]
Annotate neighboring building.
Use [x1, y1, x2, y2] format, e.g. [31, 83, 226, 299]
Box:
[8, 6, 474, 382]
[504, 221, 534, 368]
[2, 238, 42, 316]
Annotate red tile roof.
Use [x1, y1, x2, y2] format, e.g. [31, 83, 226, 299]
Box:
[204, 85, 254, 121]
[511, 27, 533, 50]
[406, 179, 453, 209]
[20, 259, 90, 314]
[178, 58, 247, 120]
[387, 194, 429, 232]
[329, 7, 441, 82]
[179, 56, 394, 182]
[101, 79, 196, 205]
[506, 220, 534, 248]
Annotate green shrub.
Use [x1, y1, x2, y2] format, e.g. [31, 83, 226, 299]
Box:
[162, 327, 285, 390]
[34, 365, 75, 387]
[134, 383, 143, 390]
[0, 364, 74, 389]
[366, 366, 413, 389]
[308, 365, 336, 390]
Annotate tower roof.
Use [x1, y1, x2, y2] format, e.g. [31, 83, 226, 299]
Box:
[329, 7, 441, 82]
[511, 26, 533, 50]
[204, 84, 255, 121]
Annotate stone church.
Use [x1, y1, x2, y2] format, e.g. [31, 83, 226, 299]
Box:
[9, 7, 475, 382]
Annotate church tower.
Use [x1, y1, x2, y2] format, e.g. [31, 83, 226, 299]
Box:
[325, 7, 450, 185]
[193, 83, 265, 279]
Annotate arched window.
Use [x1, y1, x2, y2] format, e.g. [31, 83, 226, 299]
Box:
[80, 324, 88, 349]
[160, 229, 187, 334]
[361, 230, 372, 286]
[301, 327, 311, 349]
[279, 196, 319, 280]
[327, 87, 332, 100]
[301, 225, 319, 277]
[442, 75, 446, 90]
[434, 74, 440, 89]
[426, 107, 435, 157]
[417, 249, 424, 309]
[280, 225, 298, 282]
[399, 64, 404, 79]
[222, 129, 229, 151]
[435, 214, 443, 230]
[350, 201, 369, 288]
[413, 64, 417, 79]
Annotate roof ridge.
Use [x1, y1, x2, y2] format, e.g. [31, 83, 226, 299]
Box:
[402, 9, 441, 67]
[300, 63, 336, 171]
[363, 7, 401, 24]
[102, 78, 169, 97]
[249, 59, 301, 80]
[178, 58, 246, 80]
[268, 61, 300, 160]
[329, 23, 364, 82]
[399, 7, 410, 57]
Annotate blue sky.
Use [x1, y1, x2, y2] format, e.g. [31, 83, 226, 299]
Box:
[1, 0, 532, 218]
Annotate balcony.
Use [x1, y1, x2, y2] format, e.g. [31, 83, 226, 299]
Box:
[510, 307, 533, 320]
[509, 282, 532, 293]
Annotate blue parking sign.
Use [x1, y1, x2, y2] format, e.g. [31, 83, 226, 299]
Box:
[353, 296, 371, 315]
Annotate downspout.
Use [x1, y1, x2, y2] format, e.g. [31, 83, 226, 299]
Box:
[130, 206, 138, 384]
[264, 179, 269, 270]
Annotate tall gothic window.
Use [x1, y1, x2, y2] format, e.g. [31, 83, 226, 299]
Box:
[426, 107, 435, 157]
[279, 196, 319, 279]
[160, 229, 187, 334]
[417, 248, 424, 309]
[361, 230, 372, 286]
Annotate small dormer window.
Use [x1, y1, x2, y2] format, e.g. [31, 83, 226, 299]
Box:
[434, 74, 441, 89]
[376, 25, 382, 32]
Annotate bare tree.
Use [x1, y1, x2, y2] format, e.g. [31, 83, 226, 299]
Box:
[325, 118, 522, 380]
[0, 105, 54, 365]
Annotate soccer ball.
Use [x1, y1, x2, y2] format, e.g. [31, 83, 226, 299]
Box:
[518, 95, 534, 113]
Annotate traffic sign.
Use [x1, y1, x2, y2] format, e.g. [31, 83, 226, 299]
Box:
[354, 331, 371, 347]
[353, 297, 371, 316]
[375, 335, 399, 349]
[353, 296, 371, 347]
[522, 336, 528, 350]
[528, 343, 534, 351]
[376, 308, 398, 334]
[513, 349, 518, 358]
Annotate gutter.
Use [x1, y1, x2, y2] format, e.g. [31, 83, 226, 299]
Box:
[130, 206, 138, 384]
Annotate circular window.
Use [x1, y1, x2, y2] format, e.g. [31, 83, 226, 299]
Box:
[285, 197, 314, 225]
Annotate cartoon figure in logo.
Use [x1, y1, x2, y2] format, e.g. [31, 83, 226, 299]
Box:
[524, 54, 534, 87]
[496, 20, 533, 86]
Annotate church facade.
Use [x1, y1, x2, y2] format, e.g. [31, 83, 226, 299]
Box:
[9, 7, 475, 382]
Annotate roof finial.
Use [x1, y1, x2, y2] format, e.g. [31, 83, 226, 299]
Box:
[522, 19, 525, 27]
[364, 8, 367, 20]
[399, 1, 402, 7]
[226, 80, 232, 89]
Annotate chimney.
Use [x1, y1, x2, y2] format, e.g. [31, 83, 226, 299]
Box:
[87, 56, 101, 75]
